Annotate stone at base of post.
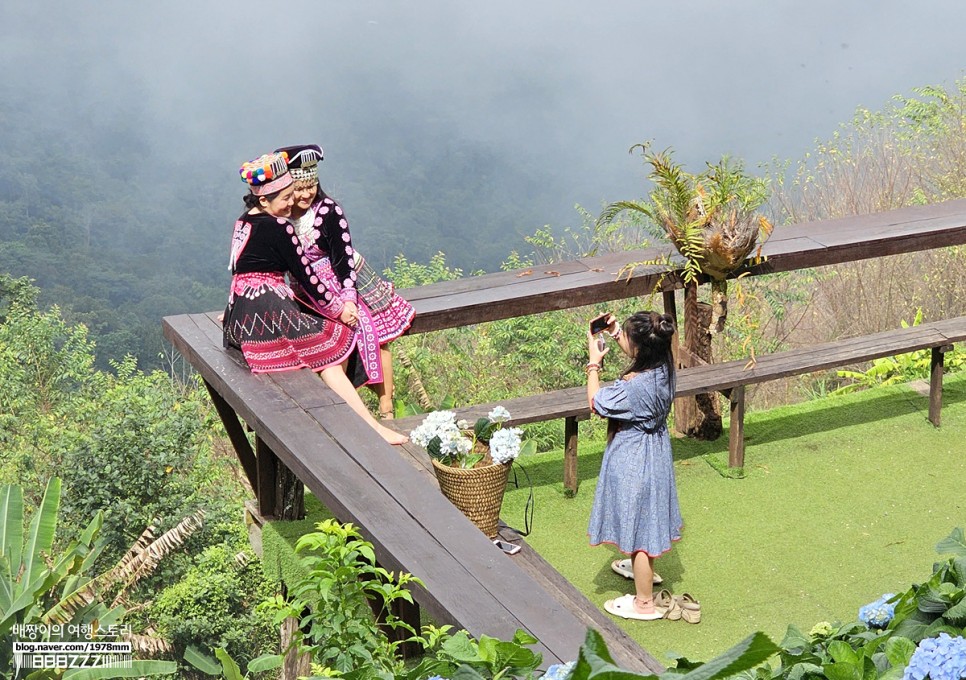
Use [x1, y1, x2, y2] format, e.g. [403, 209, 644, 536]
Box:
[280, 617, 312, 680]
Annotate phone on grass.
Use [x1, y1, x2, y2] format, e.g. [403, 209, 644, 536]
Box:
[493, 539, 521, 555]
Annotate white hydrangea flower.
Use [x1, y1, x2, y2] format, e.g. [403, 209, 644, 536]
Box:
[410, 410, 459, 448]
[487, 405, 511, 424]
[438, 424, 470, 457]
[489, 427, 523, 465]
[456, 419, 471, 429]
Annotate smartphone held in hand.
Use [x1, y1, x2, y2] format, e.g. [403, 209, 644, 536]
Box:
[589, 314, 610, 336]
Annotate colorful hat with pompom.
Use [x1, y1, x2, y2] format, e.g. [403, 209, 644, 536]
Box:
[239, 151, 293, 196]
[275, 144, 323, 183]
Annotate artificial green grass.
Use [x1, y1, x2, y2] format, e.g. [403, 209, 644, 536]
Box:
[501, 372, 966, 666]
[260, 493, 333, 585]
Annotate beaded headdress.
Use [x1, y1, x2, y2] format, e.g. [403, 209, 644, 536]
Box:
[239, 151, 293, 196]
[275, 144, 323, 184]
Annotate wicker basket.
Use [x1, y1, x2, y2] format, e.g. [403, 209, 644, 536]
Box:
[431, 457, 510, 538]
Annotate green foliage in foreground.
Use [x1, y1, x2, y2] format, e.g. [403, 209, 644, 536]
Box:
[0, 479, 177, 679]
[146, 526, 277, 675]
[730, 528, 966, 679]
[191, 519, 777, 680]
[1, 277, 280, 671]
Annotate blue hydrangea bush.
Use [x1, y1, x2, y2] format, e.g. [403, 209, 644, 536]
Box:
[728, 527, 966, 680]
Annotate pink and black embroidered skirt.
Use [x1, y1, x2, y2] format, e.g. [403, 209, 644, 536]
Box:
[351, 253, 415, 343]
[223, 272, 355, 374]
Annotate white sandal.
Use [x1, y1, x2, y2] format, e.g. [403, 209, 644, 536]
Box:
[611, 558, 663, 585]
[603, 594, 666, 621]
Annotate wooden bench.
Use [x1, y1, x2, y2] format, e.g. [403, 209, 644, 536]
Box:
[391, 315, 966, 491]
[162, 311, 665, 673]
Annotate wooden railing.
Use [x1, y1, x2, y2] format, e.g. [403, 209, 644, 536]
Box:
[163, 198, 966, 672]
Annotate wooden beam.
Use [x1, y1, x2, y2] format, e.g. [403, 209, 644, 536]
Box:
[255, 436, 278, 519]
[398, 199, 966, 335]
[204, 379, 258, 491]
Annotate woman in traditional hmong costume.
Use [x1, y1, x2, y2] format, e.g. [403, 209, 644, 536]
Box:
[275, 144, 416, 419]
[223, 151, 408, 445]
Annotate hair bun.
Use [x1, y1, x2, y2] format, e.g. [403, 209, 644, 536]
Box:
[657, 314, 675, 339]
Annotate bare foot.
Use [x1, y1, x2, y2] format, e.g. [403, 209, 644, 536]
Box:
[376, 423, 408, 445]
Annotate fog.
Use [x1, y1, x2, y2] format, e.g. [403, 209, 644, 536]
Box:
[4, 0, 966, 270]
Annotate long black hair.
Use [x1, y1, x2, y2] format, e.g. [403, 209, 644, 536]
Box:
[620, 311, 676, 378]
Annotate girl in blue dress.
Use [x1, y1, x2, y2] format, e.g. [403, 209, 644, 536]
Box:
[586, 311, 682, 620]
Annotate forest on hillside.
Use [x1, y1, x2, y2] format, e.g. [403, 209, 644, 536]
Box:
[0, 79, 579, 371]
[3, 78, 966, 377]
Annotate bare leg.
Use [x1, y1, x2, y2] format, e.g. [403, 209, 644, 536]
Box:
[320, 365, 408, 445]
[371, 345, 395, 418]
[631, 551, 658, 614]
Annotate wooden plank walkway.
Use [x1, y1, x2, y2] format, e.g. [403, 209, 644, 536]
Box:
[401, 199, 966, 334]
[163, 311, 664, 672]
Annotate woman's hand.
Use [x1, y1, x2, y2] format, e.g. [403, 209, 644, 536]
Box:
[340, 301, 359, 326]
[603, 313, 618, 336]
[587, 329, 609, 365]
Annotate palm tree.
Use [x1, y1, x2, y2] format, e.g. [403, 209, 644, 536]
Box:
[598, 144, 772, 439]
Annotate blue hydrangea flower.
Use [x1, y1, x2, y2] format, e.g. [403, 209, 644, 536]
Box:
[543, 661, 575, 680]
[425, 676, 449, 680]
[903, 633, 966, 680]
[858, 593, 895, 628]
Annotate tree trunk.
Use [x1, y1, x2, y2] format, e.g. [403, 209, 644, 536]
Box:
[708, 279, 728, 335]
[676, 281, 722, 440]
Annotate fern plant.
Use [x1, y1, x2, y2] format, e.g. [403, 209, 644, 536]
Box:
[598, 143, 773, 332]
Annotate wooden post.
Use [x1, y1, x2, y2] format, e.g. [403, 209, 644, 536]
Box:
[663, 290, 687, 437]
[728, 385, 745, 468]
[255, 436, 278, 519]
[255, 436, 305, 520]
[929, 345, 951, 427]
[389, 597, 422, 660]
[366, 565, 422, 660]
[564, 416, 579, 497]
[279, 616, 312, 680]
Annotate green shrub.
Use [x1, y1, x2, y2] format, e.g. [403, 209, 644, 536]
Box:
[148, 524, 278, 673]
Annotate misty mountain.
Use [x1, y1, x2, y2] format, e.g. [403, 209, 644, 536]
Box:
[3, 0, 966, 369]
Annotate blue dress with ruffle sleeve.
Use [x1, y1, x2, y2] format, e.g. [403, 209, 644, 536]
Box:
[587, 363, 683, 556]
